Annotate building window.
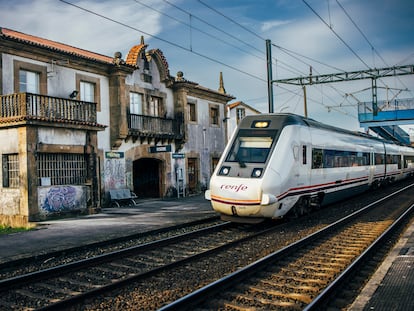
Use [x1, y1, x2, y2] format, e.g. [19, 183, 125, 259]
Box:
[188, 101, 197, 122]
[210, 105, 219, 126]
[2, 154, 19, 188]
[19, 70, 39, 93]
[14, 60, 47, 94]
[37, 153, 87, 186]
[149, 96, 162, 117]
[130, 92, 143, 114]
[80, 81, 95, 102]
[76, 73, 101, 111]
[236, 108, 245, 124]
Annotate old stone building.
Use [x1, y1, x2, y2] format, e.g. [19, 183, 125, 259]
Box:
[226, 101, 261, 140]
[0, 27, 234, 226]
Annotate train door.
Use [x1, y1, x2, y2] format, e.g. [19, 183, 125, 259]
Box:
[292, 143, 311, 187]
[301, 144, 311, 186]
[368, 147, 375, 185]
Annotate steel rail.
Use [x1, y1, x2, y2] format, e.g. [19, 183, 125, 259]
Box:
[158, 183, 414, 311]
[0, 215, 220, 270]
[304, 202, 414, 310]
[0, 220, 230, 289]
[35, 221, 284, 311]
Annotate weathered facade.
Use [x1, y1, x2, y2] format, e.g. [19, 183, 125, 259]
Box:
[226, 101, 261, 140]
[0, 28, 234, 226]
[173, 71, 234, 195]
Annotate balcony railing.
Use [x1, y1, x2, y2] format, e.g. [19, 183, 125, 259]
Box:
[0, 92, 97, 124]
[128, 113, 183, 140]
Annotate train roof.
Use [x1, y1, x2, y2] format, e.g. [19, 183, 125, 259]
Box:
[242, 113, 409, 147]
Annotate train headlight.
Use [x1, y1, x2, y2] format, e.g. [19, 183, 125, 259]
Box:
[219, 166, 231, 176]
[251, 168, 263, 178]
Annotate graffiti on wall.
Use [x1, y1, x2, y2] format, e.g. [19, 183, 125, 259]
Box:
[104, 151, 126, 189]
[39, 186, 87, 215]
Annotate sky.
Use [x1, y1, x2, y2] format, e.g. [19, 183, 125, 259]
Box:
[1, 0, 414, 133]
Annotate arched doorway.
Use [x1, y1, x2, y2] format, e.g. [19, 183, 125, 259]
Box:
[133, 158, 162, 198]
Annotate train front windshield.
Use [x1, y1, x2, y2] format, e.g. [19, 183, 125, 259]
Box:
[226, 129, 277, 165]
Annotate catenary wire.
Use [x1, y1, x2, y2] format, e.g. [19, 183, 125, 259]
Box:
[58, 0, 266, 82]
[58, 0, 360, 117]
[196, 0, 358, 114]
[335, 0, 412, 99]
[302, 0, 371, 69]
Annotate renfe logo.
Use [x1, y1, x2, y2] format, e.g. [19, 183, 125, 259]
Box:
[220, 184, 248, 192]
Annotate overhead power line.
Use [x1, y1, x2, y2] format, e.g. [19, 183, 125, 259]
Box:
[197, 0, 265, 41]
[58, 0, 266, 82]
[58, 0, 368, 117]
[134, 0, 264, 61]
[302, 0, 371, 69]
[335, 0, 389, 67]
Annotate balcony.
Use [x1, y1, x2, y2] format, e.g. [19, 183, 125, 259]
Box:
[127, 113, 184, 142]
[0, 92, 103, 128]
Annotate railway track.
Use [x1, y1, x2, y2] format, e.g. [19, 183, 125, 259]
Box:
[2, 181, 413, 310]
[0, 216, 221, 279]
[0, 217, 277, 310]
[160, 184, 414, 310]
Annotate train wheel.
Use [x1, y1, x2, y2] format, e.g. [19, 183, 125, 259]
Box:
[289, 197, 311, 219]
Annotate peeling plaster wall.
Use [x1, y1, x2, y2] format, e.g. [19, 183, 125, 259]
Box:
[184, 96, 226, 187]
[0, 128, 23, 226]
[38, 128, 86, 145]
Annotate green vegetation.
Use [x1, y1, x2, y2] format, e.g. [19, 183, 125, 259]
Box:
[0, 225, 32, 235]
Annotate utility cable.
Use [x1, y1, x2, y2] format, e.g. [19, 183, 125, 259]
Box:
[335, 0, 412, 99]
[134, 0, 264, 61]
[302, 0, 371, 69]
[195, 0, 356, 113]
[161, 0, 304, 77]
[59, 0, 266, 82]
[59, 0, 354, 117]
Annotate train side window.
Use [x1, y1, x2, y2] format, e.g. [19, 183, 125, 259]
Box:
[302, 145, 307, 165]
[312, 148, 323, 169]
[375, 153, 385, 165]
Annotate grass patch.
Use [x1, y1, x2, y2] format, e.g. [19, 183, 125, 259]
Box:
[0, 225, 33, 235]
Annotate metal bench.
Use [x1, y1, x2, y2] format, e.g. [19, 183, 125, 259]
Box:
[108, 189, 139, 207]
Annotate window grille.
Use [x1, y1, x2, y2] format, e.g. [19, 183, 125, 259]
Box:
[2, 154, 19, 188]
[37, 153, 87, 185]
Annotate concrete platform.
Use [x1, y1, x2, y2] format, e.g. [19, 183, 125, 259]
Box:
[350, 219, 414, 311]
[0, 195, 215, 264]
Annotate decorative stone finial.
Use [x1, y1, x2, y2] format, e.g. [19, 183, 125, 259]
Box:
[113, 51, 123, 65]
[218, 71, 226, 94]
[176, 71, 184, 81]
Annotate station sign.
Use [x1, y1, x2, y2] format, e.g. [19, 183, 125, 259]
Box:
[105, 151, 124, 159]
[172, 153, 185, 159]
[149, 145, 171, 153]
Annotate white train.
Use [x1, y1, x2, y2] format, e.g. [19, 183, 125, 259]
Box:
[205, 113, 414, 223]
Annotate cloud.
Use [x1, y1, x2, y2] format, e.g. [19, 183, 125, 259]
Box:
[261, 19, 290, 32]
[0, 0, 165, 57]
